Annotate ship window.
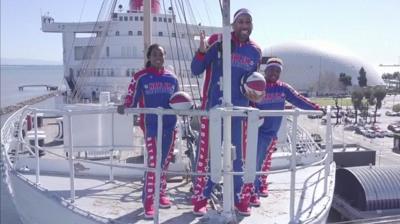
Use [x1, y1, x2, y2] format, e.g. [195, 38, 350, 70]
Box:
[135, 16, 138, 21]
[119, 16, 123, 21]
[137, 31, 142, 36]
[128, 31, 133, 36]
[164, 18, 167, 22]
[158, 17, 162, 22]
[158, 32, 163, 36]
[140, 16, 143, 21]
[124, 16, 128, 21]
[106, 46, 110, 57]
[168, 18, 172, 23]
[153, 17, 157, 22]
[129, 16, 133, 21]
[172, 32, 176, 37]
[115, 31, 120, 36]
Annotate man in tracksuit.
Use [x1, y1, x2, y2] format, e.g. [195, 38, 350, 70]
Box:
[250, 57, 320, 206]
[190, 8, 262, 216]
[118, 44, 179, 219]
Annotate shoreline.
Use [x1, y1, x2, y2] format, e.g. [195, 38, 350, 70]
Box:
[0, 91, 61, 116]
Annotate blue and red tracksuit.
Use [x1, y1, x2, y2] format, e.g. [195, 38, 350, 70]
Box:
[124, 67, 179, 208]
[253, 81, 319, 195]
[191, 32, 261, 205]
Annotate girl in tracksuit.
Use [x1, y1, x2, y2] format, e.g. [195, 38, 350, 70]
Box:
[118, 44, 179, 219]
[190, 8, 262, 216]
[251, 57, 320, 205]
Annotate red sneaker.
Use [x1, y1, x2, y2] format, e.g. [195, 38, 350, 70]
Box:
[144, 203, 154, 219]
[160, 195, 172, 208]
[259, 186, 269, 197]
[235, 201, 251, 216]
[192, 199, 208, 216]
[249, 195, 260, 207]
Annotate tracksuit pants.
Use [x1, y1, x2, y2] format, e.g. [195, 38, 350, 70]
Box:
[254, 133, 276, 195]
[192, 116, 251, 205]
[142, 128, 177, 207]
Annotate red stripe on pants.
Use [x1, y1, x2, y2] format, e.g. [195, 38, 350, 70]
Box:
[260, 138, 276, 188]
[192, 116, 210, 202]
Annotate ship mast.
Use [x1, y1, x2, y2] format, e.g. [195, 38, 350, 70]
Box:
[221, 0, 234, 220]
[143, 0, 152, 66]
[130, 0, 161, 65]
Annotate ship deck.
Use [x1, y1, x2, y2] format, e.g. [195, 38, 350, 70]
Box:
[19, 162, 335, 224]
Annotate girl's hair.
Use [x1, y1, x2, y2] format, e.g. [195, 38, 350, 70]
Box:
[145, 44, 165, 68]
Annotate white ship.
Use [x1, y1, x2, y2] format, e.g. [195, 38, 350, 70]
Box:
[40, 0, 219, 101]
[1, 1, 336, 223]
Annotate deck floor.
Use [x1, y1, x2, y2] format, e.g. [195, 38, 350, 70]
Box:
[15, 118, 335, 223]
[21, 163, 335, 224]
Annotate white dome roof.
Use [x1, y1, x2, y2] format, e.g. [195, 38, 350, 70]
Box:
[263, 41, 384, 94]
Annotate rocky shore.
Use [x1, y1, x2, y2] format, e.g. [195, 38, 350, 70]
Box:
[0, 91, 61, 116]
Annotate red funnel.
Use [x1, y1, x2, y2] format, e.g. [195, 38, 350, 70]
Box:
[130, 0, 160, 14]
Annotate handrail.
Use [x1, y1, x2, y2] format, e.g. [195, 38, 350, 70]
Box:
[1, 106, 29, 168]
[2, 105, 333, 224]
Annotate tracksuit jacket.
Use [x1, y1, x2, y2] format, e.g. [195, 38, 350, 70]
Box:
[124, 66, 179, 207]
[253, 80, 320, 195]
[191, 32, 261, 205]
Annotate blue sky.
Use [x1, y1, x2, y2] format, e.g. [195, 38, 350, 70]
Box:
[1, 0, 400, 67]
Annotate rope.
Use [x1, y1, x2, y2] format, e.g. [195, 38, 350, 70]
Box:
[62, 0, 87, 97]
[72, 0, 117, 101]
[177, 0, 202, 106]
[161, 0, 181, 90]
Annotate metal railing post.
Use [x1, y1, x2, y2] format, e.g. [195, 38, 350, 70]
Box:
[324, 106, 332, 195]
[34, 110, 40, 185]
[154, 110, 163, 224]
[289, 110, 299, 223]
[67, 111, 75, 203]
[109, 112, 115, 183]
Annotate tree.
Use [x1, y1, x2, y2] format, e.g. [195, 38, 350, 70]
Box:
[339, 73, 346, 92]
[373, 86, 387, 123]
[394, 71, 400, 80]
[362, 87, 375, 123]
[333, 96, 340, 125]
[382, 73, 393, 80]
[339, 73, 352, 92]
[345, 75, 352, 86]
[351, 89, 364, 123]
[358, 67, 367, 87]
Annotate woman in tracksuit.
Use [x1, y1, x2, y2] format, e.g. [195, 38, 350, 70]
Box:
[250, 57, 320, 206]
[190, 8, 262, 216]
[118, 44, 179, 219]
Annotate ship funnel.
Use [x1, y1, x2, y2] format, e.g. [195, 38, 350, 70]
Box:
[130, 0, 160, 14]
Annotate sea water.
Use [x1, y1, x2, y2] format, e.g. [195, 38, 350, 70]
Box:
[1, 65, 64, 107]
[0, 65, 63, 224]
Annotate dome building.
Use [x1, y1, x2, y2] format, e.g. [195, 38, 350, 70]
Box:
[262, 41, 384, 96]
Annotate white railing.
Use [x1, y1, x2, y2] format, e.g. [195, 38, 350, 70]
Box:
[2, 106, 333, 224]
[1, 106, 29, 169]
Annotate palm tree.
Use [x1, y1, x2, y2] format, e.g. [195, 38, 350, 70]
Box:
[339, 72, 352, 93]
[351, 89, 364, 124]
[373, 86, 387, 123]
[358, 67, 367, 87]
[363, 87, 375, 123]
